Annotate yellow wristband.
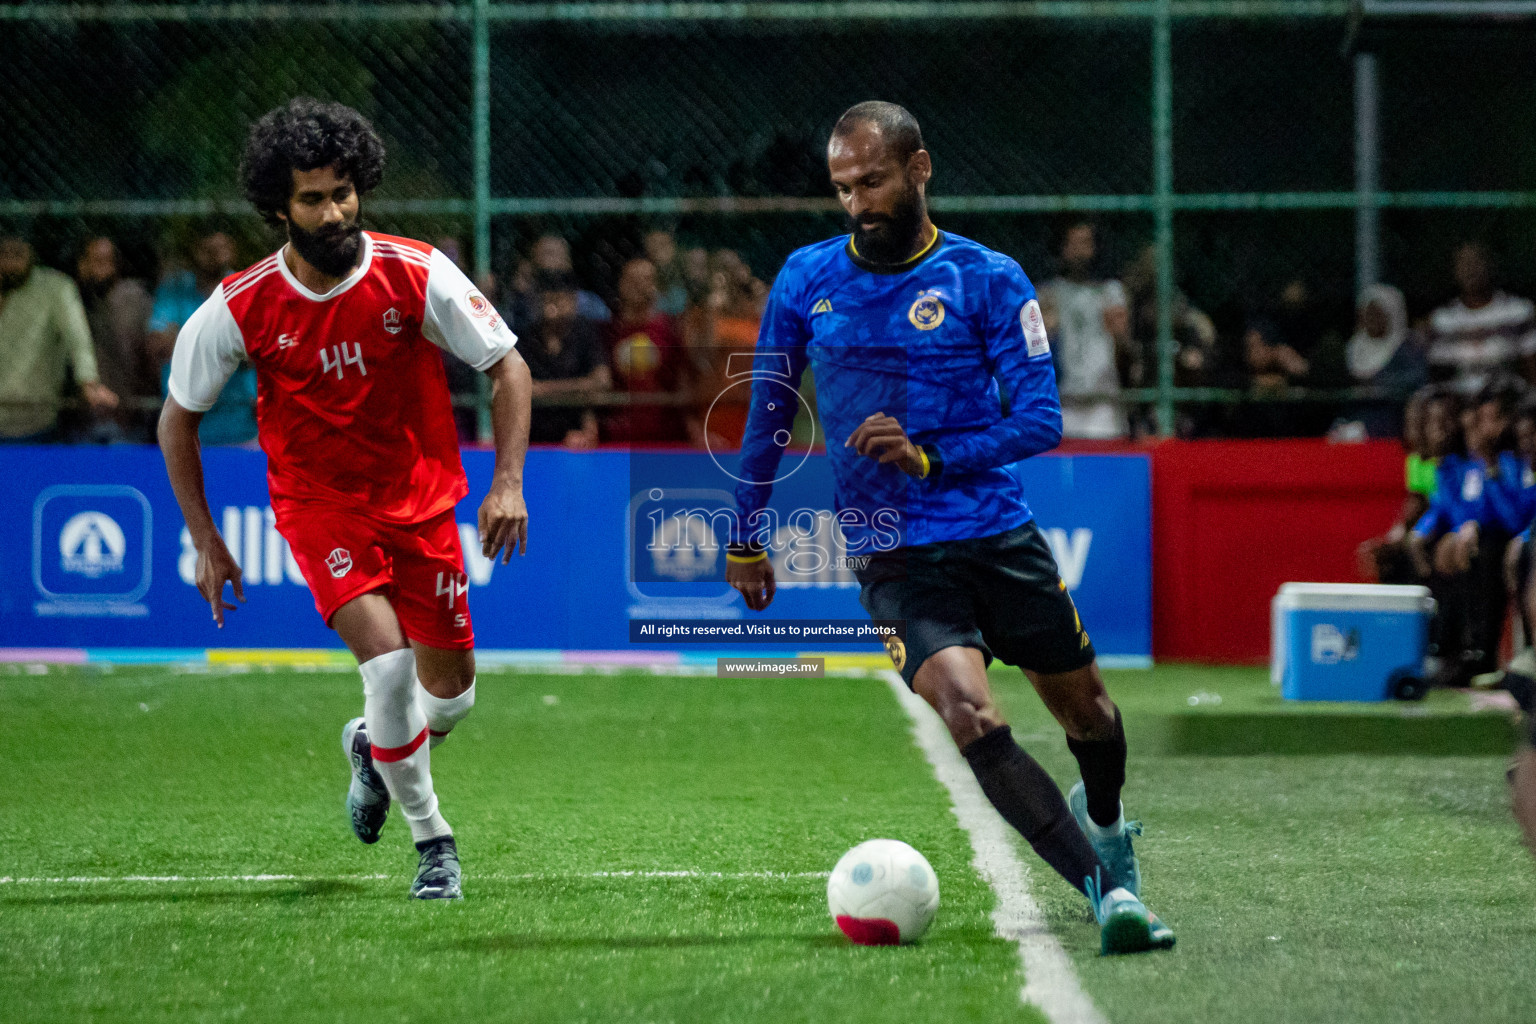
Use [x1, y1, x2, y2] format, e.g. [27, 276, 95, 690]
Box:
[916, 446, 931, 479]
[726, 550, 768, 564]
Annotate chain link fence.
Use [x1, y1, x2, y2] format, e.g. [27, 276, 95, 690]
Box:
[3, 2, 1534, 437]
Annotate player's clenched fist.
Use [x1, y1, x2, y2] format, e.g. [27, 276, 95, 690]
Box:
[479, 481, 528, 564]
[846, 411, 926, 477]
[727, 555, 777, 612]
[195, 537, 245, 628]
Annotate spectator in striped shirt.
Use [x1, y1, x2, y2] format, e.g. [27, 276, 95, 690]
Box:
[1426, 241, 1536, 394]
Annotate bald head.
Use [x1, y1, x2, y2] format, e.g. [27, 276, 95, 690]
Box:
[831, 101, 925, 164]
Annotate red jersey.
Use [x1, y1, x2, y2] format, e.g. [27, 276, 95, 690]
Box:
[168, 232, 516, 524]
[604, 311, 686, 443]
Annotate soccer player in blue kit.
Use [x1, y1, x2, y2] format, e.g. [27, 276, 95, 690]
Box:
[726, 102, 1174, 954]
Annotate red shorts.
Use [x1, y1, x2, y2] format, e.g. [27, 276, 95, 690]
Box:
[278, 505, 474, 650]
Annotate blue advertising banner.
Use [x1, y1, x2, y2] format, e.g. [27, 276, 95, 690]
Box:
[0, 446, 1149, 663]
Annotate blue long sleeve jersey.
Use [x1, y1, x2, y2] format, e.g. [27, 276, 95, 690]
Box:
[1412, 451, 1536, 539]
[733, 230, 1061, 552]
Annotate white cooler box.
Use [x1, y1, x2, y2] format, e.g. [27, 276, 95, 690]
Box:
[1271, 583, 1436, 702]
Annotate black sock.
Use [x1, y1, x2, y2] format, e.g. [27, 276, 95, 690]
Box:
[961, 724, 1105, 898]
[1065, 707, 1127, 828]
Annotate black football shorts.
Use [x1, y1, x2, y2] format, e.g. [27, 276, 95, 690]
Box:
[855, 520, 1097, 688]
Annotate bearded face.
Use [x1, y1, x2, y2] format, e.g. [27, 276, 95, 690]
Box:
[288, 215, 363, 279]
[848, 176, 925, 266]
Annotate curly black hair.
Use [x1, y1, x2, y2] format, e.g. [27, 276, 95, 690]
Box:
[239, 98, 386, 226]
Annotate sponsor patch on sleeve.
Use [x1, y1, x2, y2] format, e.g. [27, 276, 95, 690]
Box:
[1021, 299, 1050, 357]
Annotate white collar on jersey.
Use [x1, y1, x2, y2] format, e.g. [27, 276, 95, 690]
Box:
[276, 232, 375, 302]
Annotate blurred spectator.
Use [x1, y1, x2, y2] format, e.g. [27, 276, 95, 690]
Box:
[1359, 385, 1444, 583]
[75, 236, 155, 442]
[1330, 284, 1427, 439]
[1416, 376, 1527, 687]
[604, 257, 687, 444]
[149, 230, 257, 445]
[1240, 316, 1311, 437]
[434, 235, 465, 272]
[1038, 220, 1131, 439]
[522, 271, 608, 448]
[644, 229, 688, 316]
[1121, 243, 1220, 436]
[683, 249, 765, 451]
[433, 235, 486, 443]
[146, 230, 235, 367]
[0, 234, 119, 441]
[1274, 279, 1330, 370]
[681, 246, 712, 308]
[1244, 316, 1310, 390]
[1346, 285, 1418, 389]
[1426, 241, 1536, 394]
[508, 234, 609, 333]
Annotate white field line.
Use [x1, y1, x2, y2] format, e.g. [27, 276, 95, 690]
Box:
[0, 873, 390, 884]
[0, 870, 829, 885]
[882, 670, 1106, 1024]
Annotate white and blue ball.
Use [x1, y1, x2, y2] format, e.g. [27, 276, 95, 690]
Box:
[827, 838, 939, 945]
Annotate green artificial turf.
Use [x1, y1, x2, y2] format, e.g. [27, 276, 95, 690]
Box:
[0, 665, 1034, 1024]
[994, 665, 1536, 1024]
[3, 662, 1534, 1024]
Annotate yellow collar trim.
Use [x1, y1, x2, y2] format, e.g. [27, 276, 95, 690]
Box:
[849, 224, 940, 266]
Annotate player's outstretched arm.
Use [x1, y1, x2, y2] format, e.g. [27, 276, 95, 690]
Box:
[480, 349, 532, 563]
[158, 398, 244, 627]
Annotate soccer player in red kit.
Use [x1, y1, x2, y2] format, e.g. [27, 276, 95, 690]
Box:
[158, 99, 532, 900]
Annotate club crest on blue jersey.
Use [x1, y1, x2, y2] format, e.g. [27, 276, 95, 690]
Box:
[908, 290, 945, 331]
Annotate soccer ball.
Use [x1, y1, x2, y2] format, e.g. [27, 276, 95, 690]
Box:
[827, 838, 940, 945]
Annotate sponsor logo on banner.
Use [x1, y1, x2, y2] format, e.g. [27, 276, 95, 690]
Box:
[1, 448, 1147, 659]
[173, 506, 494, 590]
[650, 513, 721, 582]
[32, 485, 152, 616]
[60, 512, 126, 578]
[1042, 527, 1092, 591]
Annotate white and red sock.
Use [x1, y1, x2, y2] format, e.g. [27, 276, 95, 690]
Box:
[417, 679, 476, 749]
[359, 648, 451, 843]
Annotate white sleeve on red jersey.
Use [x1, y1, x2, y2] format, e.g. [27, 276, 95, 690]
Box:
[421, 248, 518, 371]
[167, 284, 247, 413]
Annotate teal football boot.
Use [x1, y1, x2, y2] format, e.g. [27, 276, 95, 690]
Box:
[1087, 872, 1176, 956]
[1068, 781, 1142, 899]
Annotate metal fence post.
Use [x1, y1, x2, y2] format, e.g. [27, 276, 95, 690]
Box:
[473, 0, 493, 441]
[1354, 50, 1381, 295]
[1153, 0, 1176, 437]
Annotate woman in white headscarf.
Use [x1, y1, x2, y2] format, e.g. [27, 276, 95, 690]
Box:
[1347, 284, 1411, 383]
[1331, 283, 1426, 439]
